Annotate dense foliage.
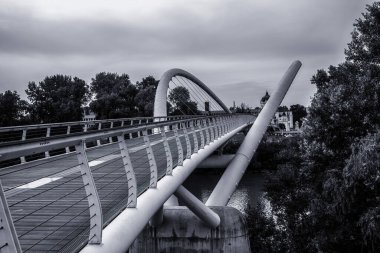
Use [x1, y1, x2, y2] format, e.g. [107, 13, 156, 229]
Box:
[168, 86, 198, 115]
[0, 90, 29, 126]
[251, 3, 380, 252]
[26, 75, 90, 123]
[89, 72, 138, 119]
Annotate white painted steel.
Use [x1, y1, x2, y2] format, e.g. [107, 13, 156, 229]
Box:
[160, 126, 173, 175]
[174, 185, 220, 228]
[197, 154, 235, 169]
[79, 122, 247, 253]
[154, 68, 231, 117]
[117, 135, 137, 207]
[142, 129, 158, 188]
[0, 181, 22, 253]
[75, 141, 103, 244]
[206, 60, 302, 206]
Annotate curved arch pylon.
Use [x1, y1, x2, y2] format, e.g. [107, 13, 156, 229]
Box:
[153, 68, 231, 117]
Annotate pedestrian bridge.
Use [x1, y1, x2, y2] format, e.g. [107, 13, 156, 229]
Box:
[0, 61, 301, 253]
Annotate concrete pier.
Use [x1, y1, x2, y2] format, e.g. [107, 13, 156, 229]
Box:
[129, 206, 250, 253]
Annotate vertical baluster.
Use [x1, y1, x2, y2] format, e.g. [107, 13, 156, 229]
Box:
[199, 120, 205, 149]
[75, 140, 103, 244]
[45, 127, 51, 158]
[209, 118, 215, 142]
[215, 117, 220, 139]
[137, 120, 142, 137]
[190, 121, 198, 153]
[182, 122, 191, 159]
[65, 126, 71, 153]
[203, 119, 210, 145]
[20, 129, 27, 163]
[117, 134, 137, 207]
[108, 122, 114, 143]
[129, 121, 133, 139]
[222, 116, 227, 134]
[0, 181, 22, 253]
[173, 124, 184, 166]
[142, 129, 158, 188]
[160, 126, 173, 175]
[97, 123, 102, 146]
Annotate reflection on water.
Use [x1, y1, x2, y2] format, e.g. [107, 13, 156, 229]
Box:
[182, 169, 270, 216]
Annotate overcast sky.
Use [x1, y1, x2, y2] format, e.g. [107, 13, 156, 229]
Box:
[0, 0, 373, 108]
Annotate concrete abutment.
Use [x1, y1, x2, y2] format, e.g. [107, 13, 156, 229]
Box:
[129, 206, 251, 253]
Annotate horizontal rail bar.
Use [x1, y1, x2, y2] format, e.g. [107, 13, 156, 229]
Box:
[0, 115, 248, 162]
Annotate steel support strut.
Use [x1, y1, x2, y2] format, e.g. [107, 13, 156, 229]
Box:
[206, 61, 302, 206]
[117, 135, 137, 207]
[0, 181, 22, 253]
[174, 185, 220, 228]
[75, 140, 103, 244]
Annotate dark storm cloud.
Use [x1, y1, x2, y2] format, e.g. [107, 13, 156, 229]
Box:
[0, 0, 373, 106]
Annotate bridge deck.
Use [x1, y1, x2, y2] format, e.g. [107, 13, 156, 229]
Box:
[1, 129, 201, 252]
[0, 114, 253, 253]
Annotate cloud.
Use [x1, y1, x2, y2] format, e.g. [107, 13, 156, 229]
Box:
[0, 0, 373, 107]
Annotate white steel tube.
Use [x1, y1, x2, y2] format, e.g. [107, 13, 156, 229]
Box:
[174, 185, 220, 228]
[79, 123, 248, 253]
[206, 60, 302, 206]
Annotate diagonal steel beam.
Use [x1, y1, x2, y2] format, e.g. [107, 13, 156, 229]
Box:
[206, 60, 302, 206]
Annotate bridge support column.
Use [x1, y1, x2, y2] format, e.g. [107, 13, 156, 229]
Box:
[206, 60, 302, 206]
[174, 185, 220, 228]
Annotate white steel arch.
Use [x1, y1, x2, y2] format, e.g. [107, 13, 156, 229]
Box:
[154, 68, 231, 117]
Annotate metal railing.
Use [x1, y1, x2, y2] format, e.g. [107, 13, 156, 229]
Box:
[0, 114, 254, 252]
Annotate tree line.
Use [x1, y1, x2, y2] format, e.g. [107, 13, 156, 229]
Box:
[250, 2, 380, 252]
[0, 73, 201, 127]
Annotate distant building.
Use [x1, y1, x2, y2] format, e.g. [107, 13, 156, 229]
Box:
[82, 107, 96, 121]
[272, 111, 293, 131]
[260, 91, 270, 108]
[260, 91, 295, 131]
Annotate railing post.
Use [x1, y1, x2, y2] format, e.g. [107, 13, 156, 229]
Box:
[75, 140, 103, 244]
[45, 127, 51, 158]
[224, 116, 229, 134]
[199, 120, 205, 149]
[190, 121, 198, 153]
[142, 129, 158, 188]
[203, 119, 210, 145]
[173, 124, 184, 166]
[20, 129, 27, 163]
[65, 125, 71, 153]
[0, 181, 22, 253]
[182, 122, 191, 159]
[108, 122, 114, 143]
[97, 123, 102, 146]
[117, 135, 137, 207]
[209, 118, 215, 142]
[215, 117, 221, 139]
[137, 120, 142, 137]
[160, 126, 173, 175]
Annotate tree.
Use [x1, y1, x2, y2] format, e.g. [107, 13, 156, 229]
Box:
[290, 104, 307, 127]
[345, 2, 380, 65]
[26, 75, 90, 123]
[255, 3, 380, 253]
[90, 72, 138, 119]
[277, 105, 289, 112]
[168, 86, 198, 115]
[298, 3, 380, 252]
[135, 76, 158, 116]
[0, 90, 29, 126]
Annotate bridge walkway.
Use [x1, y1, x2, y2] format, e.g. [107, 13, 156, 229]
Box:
[0, 114, 253, 252]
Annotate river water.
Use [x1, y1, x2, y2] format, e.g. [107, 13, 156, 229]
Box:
[182, 169, 270, 216]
